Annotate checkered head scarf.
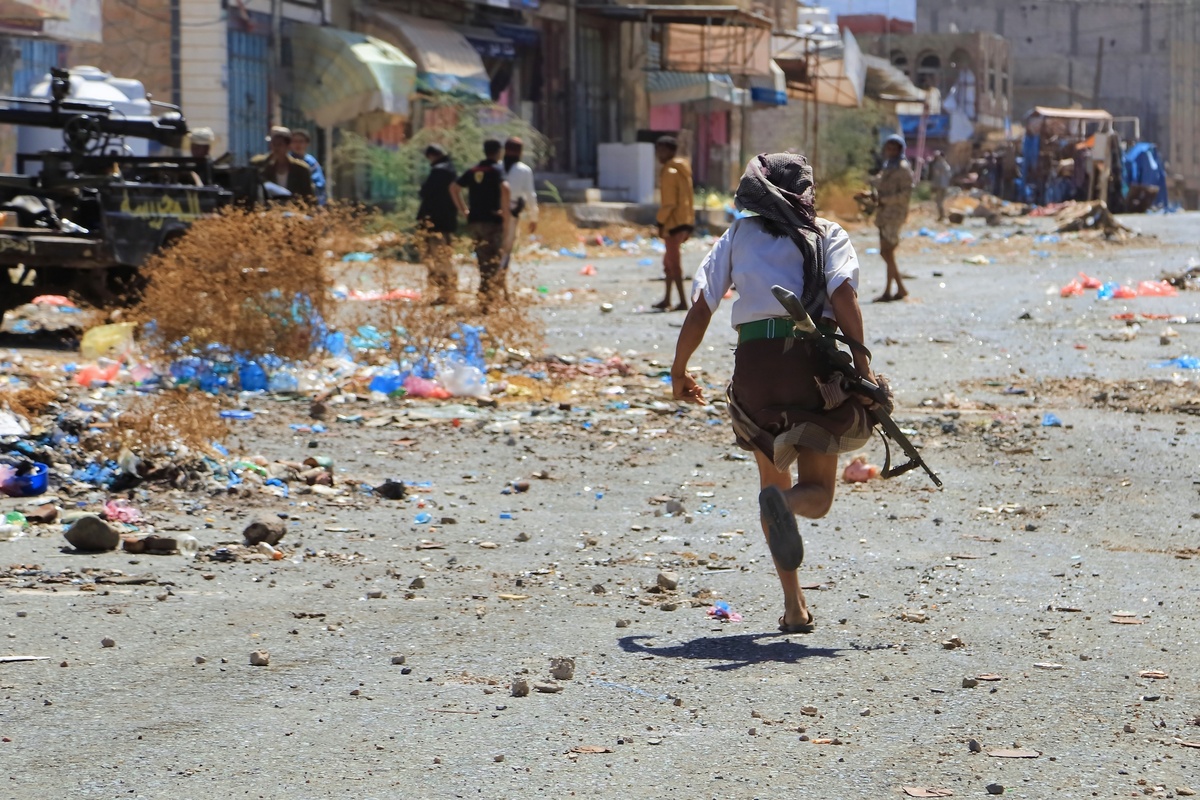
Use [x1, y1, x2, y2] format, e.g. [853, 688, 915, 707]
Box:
[734, 153, 826, 319]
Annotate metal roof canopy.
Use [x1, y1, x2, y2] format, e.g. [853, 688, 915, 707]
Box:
[578, 4, 771, 28]
[588, 4, 771, 77]
[1028, 106, 1113, 122]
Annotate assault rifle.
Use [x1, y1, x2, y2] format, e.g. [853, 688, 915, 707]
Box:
[770, 284, 943, 488]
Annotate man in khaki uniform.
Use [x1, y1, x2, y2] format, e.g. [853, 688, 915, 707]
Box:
[653, 135, 694, 311]
[871, 134, 913, 302]
[928, 150, 952, 222]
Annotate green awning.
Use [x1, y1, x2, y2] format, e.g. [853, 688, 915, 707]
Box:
[291, 24, 417, 127]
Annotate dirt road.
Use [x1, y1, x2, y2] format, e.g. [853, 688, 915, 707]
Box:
[2, 211, 1198, 799]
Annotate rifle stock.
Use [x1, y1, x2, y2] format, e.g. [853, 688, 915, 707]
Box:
[769, 285, 943, 488]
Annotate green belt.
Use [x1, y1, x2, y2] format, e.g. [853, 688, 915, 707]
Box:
[737, 317, 836, 344]
[737, 317, 796, 343]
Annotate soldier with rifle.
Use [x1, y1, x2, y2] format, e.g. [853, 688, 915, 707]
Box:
[669, 153, 939, 635]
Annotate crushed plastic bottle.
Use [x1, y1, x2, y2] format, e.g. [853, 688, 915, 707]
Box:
[268, 368, 300, 394]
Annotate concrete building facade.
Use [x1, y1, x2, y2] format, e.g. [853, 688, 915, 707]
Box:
[860, 31, 1011, 133]
[916, 0, 1200, 205]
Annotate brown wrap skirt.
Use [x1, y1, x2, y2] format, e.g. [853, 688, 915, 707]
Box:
[727, 337, 874, 472]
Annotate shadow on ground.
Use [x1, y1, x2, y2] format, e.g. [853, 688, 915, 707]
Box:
[618, 632, 843, 672]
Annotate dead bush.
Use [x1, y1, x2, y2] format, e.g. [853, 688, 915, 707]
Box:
[104, 388, 229, 459]
[133, 204, 366, 360]
[0, 384, 57, 419]
[334, 228, 544, 365]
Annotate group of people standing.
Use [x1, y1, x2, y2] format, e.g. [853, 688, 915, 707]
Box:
[248, 126, 328, 205]
[415, 136, 538, 309]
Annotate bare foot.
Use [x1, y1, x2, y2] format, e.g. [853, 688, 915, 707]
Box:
[651, 299, 670, 311]
[673, 302, 688, 312]
[872, 292, 895, 303]
[893, 290, 909, 301]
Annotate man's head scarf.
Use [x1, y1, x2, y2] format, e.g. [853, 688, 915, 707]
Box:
[734, 153, 827, 319]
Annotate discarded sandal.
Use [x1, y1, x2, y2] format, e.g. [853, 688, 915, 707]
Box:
[760, 485, 803, 570]
[778, 610, 816, 634]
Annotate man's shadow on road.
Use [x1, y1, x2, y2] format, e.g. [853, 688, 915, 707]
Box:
[618, 633, 843, 672]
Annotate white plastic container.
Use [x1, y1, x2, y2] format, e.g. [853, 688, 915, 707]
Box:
[17, 66, 154, 172]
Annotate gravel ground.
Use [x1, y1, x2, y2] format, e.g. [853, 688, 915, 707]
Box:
[1, 209, 1198, 799]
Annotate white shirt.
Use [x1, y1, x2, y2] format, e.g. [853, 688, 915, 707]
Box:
[691, 216, 860, 329]
[503, 160, 539, 222]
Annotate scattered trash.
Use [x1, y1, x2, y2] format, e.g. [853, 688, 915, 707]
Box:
[1136, 280, 1178, 297]
[842, 455, 880, 483]
[79, 323, 137, 360]
[706, 600, 743, 622]
[1097, 282, 1137, 300]
[1153, 356, 1200, 370]
[987, 748, 1040, 759]
[1041, 413, 1063, 427]
[0, 461, 47, 497]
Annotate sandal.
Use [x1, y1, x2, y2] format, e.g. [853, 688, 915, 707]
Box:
[759, 486, 803, 571]
[778, 610, 816, 634]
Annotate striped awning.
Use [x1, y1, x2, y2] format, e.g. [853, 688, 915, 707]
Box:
[291, 24, 416, 127]
[360, 9, 491, 100]
[646, 71, 746, 109]
[0, 0, 68, 21]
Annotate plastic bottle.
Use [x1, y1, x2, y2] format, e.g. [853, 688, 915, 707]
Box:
[439, 361, 488, 398]
[256, 541, 281, 558]
[239, 361, 268, 392]
[268, 368, 299, 394]
[176, 533, 199, 559]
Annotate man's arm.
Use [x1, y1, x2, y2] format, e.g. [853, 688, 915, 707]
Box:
[669, 296, 712, 404]
[500, 180, 512, 238]
[829, 281, 872, 382]
[450, 183, 468, 218]
[657, 168, 677, 226]
[522, 167, 539, 231]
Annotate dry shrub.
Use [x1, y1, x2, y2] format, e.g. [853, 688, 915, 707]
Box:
[340, 252, 544, 366]
[106, 388, 229, 458]
[816, 181, 866, 224]
[134, 203, 367, 360]
[0, 384, 57, 419]
[535, 206, 643, 250]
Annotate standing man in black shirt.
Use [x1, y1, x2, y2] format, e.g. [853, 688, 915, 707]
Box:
[451, 139, 511, 308]
[417, 144, 459, 305]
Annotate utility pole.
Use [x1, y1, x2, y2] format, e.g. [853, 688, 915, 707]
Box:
[1092, 36, 1104, 108]
[567, 0, 577, 175]
[271, 0, 283, 124]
